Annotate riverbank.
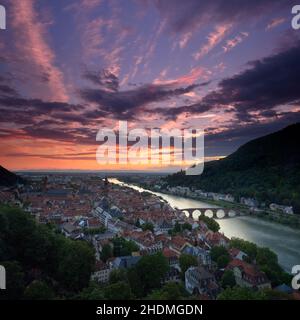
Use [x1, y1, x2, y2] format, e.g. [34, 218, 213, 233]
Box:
[109, 178, 300, 272]
[129, 182, 300, 229]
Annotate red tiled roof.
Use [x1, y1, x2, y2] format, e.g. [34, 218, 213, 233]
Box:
[162, 247, 178, 258]
[170, 235, 189, 250]
[227, 259, 267, 280]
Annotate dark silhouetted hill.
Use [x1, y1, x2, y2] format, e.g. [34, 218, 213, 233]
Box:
[166, 123, 300, 212]
[0, 165, 26, 186]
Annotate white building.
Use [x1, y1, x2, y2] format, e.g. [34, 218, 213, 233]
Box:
[269, 203, 294, 215]
[91, 261, 112, 284]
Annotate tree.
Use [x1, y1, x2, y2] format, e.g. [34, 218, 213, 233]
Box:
[0, 206, 97, 298]
[179, 254, 198, 275]
[24, 280, 55, 300]
[132, 252, 169, 296]
[229, 238, 257, 261]
[0, 261, 24, 300]
[141, 222, 154, 232]
[109, 268, 128, 284]
[256, 247, 278, 267]
[173, 221, 181, 233]
[112, 237, 139, 257]
[229, 239, 288, 286]
[127, 267, 144, 298]
[77, 282, 105, 300]
[217, 255, 230, 269]
[182, 222, 192, 231]
[210, 246, 229, 262]
[199, 216, 220, 232]
[100, 244, 113, 262]
[263, 288, 291, 300]
[56, 240, 95, 292]
[221, 270, 236, 289]
[217, 287, 266, 300]
[147, 282, 188, 300]
[104, 281, 132, 300]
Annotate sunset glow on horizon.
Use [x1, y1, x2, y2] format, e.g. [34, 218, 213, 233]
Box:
[1, 0, 300, 171]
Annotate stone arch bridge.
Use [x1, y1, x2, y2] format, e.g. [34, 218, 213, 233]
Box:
[177, 207, 250, 220]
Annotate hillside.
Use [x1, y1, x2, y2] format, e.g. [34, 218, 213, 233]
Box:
[0, 165, 26, 186]
[165, 123, 300, 212]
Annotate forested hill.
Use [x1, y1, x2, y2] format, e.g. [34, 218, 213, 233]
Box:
[165, 123, 300, 212]
[0, 165, 26, 186]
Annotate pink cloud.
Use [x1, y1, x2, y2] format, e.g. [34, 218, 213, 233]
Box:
[11, 0, 68, 102]
[193, 24, 231, 60]
[222, 32, 249, 53]
[81, 17, 106, 59]
[154, 66, 210, 86]
[179, 31, 193, 49]
[266, 17, 285, 30]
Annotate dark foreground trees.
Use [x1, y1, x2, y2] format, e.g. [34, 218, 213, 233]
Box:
[0, 205, 95, 300]
[0, 205, 171, 300]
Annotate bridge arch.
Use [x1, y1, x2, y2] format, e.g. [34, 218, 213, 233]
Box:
[216, 209, 225, 219]
[228, 209, 237, 217]
[192, 209, 201, 221]
[204, 209, 213, 218]
[182, 210, 190, 218]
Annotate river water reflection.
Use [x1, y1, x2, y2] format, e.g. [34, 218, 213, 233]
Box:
[110, 178, 300, 272]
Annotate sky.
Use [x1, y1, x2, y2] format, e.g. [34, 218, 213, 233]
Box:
[0, 0, 300, 171]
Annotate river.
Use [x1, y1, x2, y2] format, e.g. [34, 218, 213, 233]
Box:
[109, 178, 300, 272]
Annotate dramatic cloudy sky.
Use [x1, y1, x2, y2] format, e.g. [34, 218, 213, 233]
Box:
[0, 0, 300, 170]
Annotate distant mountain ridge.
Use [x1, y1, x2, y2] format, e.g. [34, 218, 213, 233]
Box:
[0, 165, 26, 186]
[166, 123, 300, 213]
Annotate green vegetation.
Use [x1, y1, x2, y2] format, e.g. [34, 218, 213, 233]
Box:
[210, 246, 230, 268]
[146, 282, 188, 300]
[168, 221, 192, 235]
[0, 205, 95, 300]
[78, 252, 170, 300]
[221, 270, 236, 289]
[0, 261, 25, 300]
[179, 253, 198, 276]
[77, 282, 105, 300]
[165, 124, 300, 215]
[141, 222, 154, 232]
[109, 268, 128, 284]
[218, 286, 294, 300]
[112, 237, 139, 257]
[198, 216, 220, 232]
[100, 243, 113, 262]
[24, 280, 55, 300]
[255, 211, 300, 228]
[230, 238, 257, 261]
[230, 238, 291, 286]
[104, 281, 133, 300]
[0, 205, 172, 300]
[217, 286, 267, 300]
[128, 252, 169, 297]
